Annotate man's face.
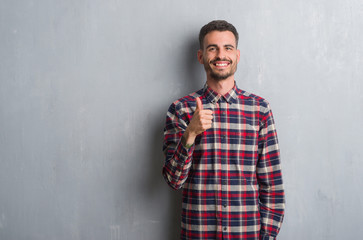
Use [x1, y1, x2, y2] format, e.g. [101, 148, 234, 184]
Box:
[198, 31, 240, 81]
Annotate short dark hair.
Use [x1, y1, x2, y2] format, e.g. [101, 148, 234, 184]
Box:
[199, 20, 239, 49]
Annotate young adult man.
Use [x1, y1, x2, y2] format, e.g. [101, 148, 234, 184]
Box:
[162, 20, 285, 240]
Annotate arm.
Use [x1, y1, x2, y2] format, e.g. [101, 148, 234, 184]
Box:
[162, 98, 213, 190]
[162, 102, 194, 190]
[257, 103, 285, 240]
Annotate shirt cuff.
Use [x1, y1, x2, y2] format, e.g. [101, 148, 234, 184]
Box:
[175, 139, 194, 164]
[260, 233, 275, 240]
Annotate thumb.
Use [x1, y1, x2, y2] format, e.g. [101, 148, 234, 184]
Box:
[196, 97, 203, 111]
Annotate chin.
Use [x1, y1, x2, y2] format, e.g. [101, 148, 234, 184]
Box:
[210, 71, 233, 81]
[211, 76, 229, 81]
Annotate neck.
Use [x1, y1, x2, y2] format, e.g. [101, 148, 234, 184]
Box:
[206, 77, 235, 96]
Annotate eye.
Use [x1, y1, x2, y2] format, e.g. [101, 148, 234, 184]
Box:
[208, 47, 216, 51]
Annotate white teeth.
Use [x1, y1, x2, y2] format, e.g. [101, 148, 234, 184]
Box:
[216, 63, 227, 66]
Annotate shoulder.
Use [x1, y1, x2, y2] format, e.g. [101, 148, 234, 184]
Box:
[168, 88, 204, 113]
[236, 88, 270, 109]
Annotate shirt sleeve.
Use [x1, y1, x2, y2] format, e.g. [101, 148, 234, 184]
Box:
[257, 102, 285, 239]
[162, 102, 194, 190]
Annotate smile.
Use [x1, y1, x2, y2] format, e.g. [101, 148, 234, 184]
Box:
[213, 61, 231, 68]
[216, 63, 228, 67]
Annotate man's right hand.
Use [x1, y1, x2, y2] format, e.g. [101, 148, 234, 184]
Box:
[182, 97, 213, 147]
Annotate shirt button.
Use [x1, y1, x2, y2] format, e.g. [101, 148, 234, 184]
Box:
[222, 111, 226, 115]
[223, 204, 227, 208]
[223, 227, 227, 231]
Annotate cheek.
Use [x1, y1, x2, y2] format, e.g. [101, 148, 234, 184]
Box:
[203, 55, 211, 64]
[205, 53, 216, 63]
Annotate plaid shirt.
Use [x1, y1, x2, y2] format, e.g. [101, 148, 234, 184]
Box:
[162, 84, 285, 240]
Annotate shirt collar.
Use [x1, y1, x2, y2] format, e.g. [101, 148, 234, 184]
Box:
[202, 82, 239, 105]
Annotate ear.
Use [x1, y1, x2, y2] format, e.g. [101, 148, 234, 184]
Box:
[236, 49, 240, 63]
[197, 49, 204, 64]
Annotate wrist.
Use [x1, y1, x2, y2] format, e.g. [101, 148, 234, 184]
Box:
[182, 129, 197, 147]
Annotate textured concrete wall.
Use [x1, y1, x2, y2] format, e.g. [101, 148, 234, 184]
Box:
[1, 0, 362, 239]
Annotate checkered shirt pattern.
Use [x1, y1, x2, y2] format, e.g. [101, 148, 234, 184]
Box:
[163, 84, 285, 240]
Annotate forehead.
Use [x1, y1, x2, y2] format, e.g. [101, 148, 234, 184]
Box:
[203, 31, 237, 47]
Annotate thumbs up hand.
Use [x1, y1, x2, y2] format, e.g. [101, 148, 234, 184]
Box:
[182, 97, 213, 147]
[191, 97, 213, 134]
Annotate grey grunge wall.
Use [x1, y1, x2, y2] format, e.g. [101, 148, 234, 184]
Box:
[1, 0, 362, 239]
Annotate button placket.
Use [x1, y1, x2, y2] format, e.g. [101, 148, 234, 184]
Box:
[220, 100, 228, 234]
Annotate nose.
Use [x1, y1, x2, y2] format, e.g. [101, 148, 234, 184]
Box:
[216, 48, 226, 59]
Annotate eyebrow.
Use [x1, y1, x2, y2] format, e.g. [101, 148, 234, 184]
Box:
[206, 44, 235, 49]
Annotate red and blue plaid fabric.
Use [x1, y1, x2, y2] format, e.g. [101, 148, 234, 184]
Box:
[163, 84, 285, 240]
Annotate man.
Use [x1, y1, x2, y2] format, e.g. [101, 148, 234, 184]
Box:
[162, 20, 285, 240]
